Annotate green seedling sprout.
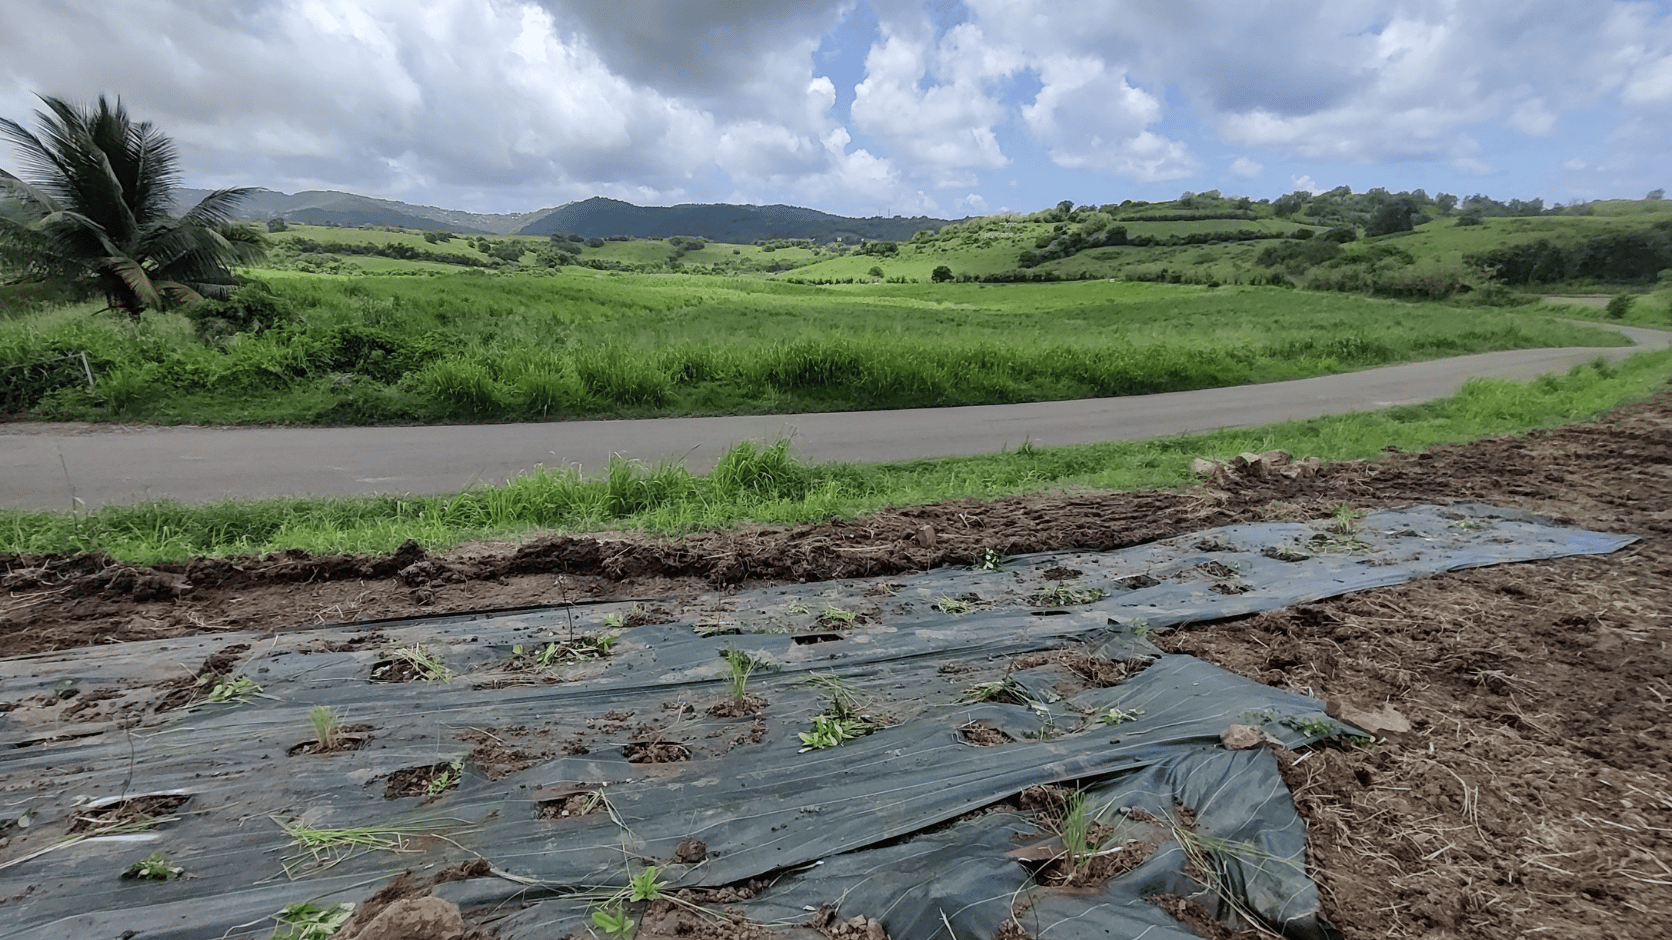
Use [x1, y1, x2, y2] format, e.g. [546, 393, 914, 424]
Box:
[387, 644, 451, 682]
[591, 903, 633, 939]
[934, 595, 990, 615]
[722, 646, 759, 703]
[121, 851, 183, 881]
[1098, 706, 1143, 725]
[602, 612, 626, 629]
[798, 715, 866, 751]
[269, 901, 355, 940]
[1058, 792, 1095, 878]
[820, 605, 856, 623]
[308, 705, 341, 751]
[426, 759, 465, 796]
[1328, 504, 1365, 535]
[975, 547, 1005, 571]
[961, 676, 1029, 705]
[203, 675, 261, 703]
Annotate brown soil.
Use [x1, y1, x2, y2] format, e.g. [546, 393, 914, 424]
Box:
[706, 694, 768, 717]
[622, 740, 691, 764]
[958, 719, 1014, 746]
[329, 865, 494, 940]
[383, 761, 462, 799]
[535, 788, 605, 821]
[4, 390, 1672, 938]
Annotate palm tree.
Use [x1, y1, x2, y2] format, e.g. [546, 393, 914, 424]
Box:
[0, 94, 265, 317]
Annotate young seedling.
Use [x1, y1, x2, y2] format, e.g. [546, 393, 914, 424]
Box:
[602, 611, 626, 629]
[722, 647, 760, 703]
[308, 705, 341, 751]
[591, 902, 633, 939]
[961, 677, 1030, 705]
[426, 758, 465, 796]
[798, 715, 866, 751]
[1328, 504, 1365, 535]
[819, 605, 856, 624]
[975, 547, 1005, 571]
[1098, 706, 1143, 725]
[934, 594, 991, 616]
[121, 851, 183, 881]
[203, 675, 261, 703]
[1057, 792, 1095, 878]
[269, 901, 355, 940]
[589, 863, 674, 938]
[387, 644, 452, 682]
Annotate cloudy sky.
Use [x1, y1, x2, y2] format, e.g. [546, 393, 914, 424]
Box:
[4, 1, 1670, 218]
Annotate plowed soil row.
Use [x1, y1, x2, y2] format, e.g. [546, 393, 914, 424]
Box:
[5, 389, 1671, 939]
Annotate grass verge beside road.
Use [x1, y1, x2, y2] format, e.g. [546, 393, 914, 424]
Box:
[4, 348, 1668, 564]
[6, 346, 1665, 558]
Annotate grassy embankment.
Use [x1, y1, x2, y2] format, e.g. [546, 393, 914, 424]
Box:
[4, 347, 1668, 563]
[0, 273, 1624, 425]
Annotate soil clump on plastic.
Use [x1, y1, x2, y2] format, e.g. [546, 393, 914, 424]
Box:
[3, 390, 1671, 938]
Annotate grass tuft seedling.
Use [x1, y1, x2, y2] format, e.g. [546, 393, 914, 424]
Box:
[202, 675, 261, 703]
[308, 705, 341, 751]
[962, 676, 1030, 705]
[819, 605, 856, 623]
[269, 901, 355, 940]
[121, 851, 183, 881]
[386, 644, 452, 682]
[722, 646, 762, 703]
[1027, 584, 1109, 607]
[275, 818, 458, 875]
[1058, 792, 1096, 878]
[935, 594, 992, 616]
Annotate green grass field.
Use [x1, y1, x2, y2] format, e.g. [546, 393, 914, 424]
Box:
[0, 270, 1624, 426]
[5, 346, 1666, 563]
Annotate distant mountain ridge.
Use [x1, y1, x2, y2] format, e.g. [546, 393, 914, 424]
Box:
[519, 196, 956, 243]
[172, 188, 956, 243]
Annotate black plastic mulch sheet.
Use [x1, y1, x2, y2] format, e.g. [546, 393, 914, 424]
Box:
[0, 504, 1635, 939]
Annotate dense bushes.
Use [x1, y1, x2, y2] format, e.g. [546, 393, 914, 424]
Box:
[1463, 224, 1672, 285]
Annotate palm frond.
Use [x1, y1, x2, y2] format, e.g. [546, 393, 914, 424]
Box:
[2, 93, 261, 315]
[98, 255, 163, 313]
[180, 187, 256, 228]
[0, 174, 59, 215]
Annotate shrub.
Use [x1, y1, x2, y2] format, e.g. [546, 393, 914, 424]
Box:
[931, 265, 954, 283]
[1606, 293, 1634, 319]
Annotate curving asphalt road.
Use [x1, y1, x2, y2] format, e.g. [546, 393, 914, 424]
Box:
[3, 321, 1667, 511]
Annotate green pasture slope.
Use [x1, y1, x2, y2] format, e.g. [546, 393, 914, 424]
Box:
[0, 266, 1624, 426]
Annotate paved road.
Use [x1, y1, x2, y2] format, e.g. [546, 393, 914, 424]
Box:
[3, 322, 1667, 510]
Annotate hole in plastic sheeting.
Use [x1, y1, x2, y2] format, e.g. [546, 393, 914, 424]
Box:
[69, 793, 190, 834]
[792, 633, 843, 645]
[622, 740, 690, 764]
[536, 787, 607, 820]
